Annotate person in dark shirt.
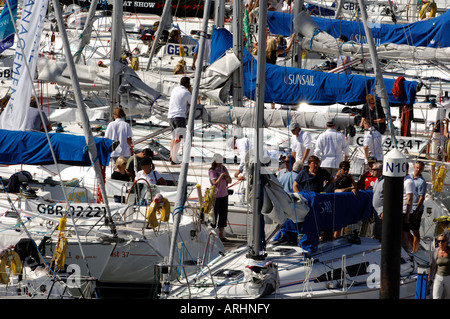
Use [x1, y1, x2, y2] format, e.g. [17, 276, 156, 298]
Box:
[293, 155, 331, 193]
[359, 94, 387, 134]
[323, 160, 357, 195]
[168, 29, 181, 43]
[111, 156, 131, 203]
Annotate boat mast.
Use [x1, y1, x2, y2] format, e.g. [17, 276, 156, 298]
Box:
[247, 0, 267, 259]
[232, 0, 244, 108]
[356, 0, 397, 147]
[292, 0, 303, 68]
[215, 0, 225, 27]
[73, 0, 99, 64]
[162, 0, 213, 296]
[146, 0, 173, 71]
[109, 0, 123, 119]
[52, 0, 117, 236]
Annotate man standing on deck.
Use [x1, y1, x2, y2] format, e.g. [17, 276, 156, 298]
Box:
[227, 135, 250, 179]
[105, 106, 133, 166]
[409, 161, 427, 253]
[402, 163, 415, 253]
[337, 35, 352, 74]
[168, 76, 192, 164]
[371, 161, 384, 240]
[191, 28, 212, 71]
[359, 94, 387, 134]
[289, 122, 312, 171]
[314, 119, 350, 175]
[362, 119, 384, 163]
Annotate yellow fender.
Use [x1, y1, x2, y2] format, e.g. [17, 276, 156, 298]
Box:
[160, 198, 171, 222]
[0, 249, 22, 284]
[433, 164, 447, 193]
[179, 45, 185, 57]
[146, 200, 160, 229]
[201, 186, 215, 218]
[131, 56, 139, 70]
[54, 235, 68, 270]
[420, 1, 437, 19]
[446, 140, 450, 162]
[433, 216, 450, 235]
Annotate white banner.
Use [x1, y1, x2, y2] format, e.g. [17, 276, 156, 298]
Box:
[0, 0, 48, 130]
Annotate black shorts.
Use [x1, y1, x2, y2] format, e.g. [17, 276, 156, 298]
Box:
[169, 117, 186, 139]
[169, 117, 186, 130]
[410, 210, 424, 231]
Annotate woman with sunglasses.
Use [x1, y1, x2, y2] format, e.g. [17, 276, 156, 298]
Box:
[430, 233, 450, 298]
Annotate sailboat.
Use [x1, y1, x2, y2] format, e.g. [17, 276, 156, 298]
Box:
[0, 0, 226, 298]
[159, 0, 449, 300]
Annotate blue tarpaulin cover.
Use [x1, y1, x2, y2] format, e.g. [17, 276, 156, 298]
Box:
[211, 28, 417, 105]
[301, 190, 373, 245]
[0, 129, 113, 166]
[266, 10, 450, 48]
[274, 190, 373, 250]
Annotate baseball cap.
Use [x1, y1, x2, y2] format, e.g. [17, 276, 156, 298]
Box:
[367, 156, 377, 163]
[212, 153, 223, 163]
[289, 122, 300, 131]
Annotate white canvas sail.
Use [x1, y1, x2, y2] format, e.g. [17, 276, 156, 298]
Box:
[0, 0, 49, 131]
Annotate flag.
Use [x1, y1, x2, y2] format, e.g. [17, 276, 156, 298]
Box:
[0, 0, 18, 53]
[0, 0, 49, 131]
[244, 9, 250, 49]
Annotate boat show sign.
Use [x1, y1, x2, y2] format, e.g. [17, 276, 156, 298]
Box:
[58, 0, 215, 18]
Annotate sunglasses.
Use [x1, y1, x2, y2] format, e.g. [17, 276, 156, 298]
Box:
[437, 239, 448, 243]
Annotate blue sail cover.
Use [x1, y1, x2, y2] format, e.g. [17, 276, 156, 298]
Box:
[211, 28, 417, 105]
[0, 130, 113, 166]
[0, 0, 18, 53]
[300, 190, 373, 246]
[274, 190, 373, 249]
[267, 10, 450, 48]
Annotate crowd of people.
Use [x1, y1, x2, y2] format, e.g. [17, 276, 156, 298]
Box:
[105, 106, 167, 203]
[106, 83, 448, 296]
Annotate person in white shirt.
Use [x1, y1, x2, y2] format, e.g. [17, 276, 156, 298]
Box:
[227, 136, 250, 179]
[135, 157, 167, 185]
[105, 107, 133, 165]
[402, 166, 415, 253]
[168, 76, 192, 164]
[227, 135, 271, 179]
[289, 122, 312, 170]
[362, 119, 384, 163]
[191, 31, 212, 71]
[314, 119, 349, 174]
